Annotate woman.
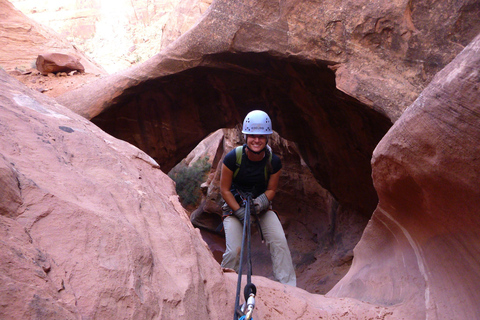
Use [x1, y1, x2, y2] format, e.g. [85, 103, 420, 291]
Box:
[220, 110, 296, 286]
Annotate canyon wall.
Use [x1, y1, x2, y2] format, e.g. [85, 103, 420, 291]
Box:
[329, 33, 480, 319]
[1, 0, 479, 318]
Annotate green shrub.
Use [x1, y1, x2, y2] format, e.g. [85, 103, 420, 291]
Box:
[168, 156, 211, 208]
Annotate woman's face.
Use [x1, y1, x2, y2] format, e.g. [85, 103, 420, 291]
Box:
[246, 134, 267, 153]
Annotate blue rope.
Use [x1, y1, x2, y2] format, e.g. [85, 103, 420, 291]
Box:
[233, 194, 255, 320]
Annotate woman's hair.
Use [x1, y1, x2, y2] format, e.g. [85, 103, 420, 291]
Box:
[265, 144, 273, 176]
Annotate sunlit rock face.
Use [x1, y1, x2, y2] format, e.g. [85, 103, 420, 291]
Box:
[328, 34, 480, 319]
[0, 0, 105, 74]
[10, 0, 212, 73]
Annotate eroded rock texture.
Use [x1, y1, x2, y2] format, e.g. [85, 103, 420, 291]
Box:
[329, 34, 480, 319]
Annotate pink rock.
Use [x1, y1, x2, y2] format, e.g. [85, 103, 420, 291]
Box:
[328, 33, 480, 319]
[0, 65, 398, 320]
[36, 53, 85, 75]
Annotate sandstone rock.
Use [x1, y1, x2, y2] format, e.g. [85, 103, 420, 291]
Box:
[328, 33, 480, 319]
[0, 155, 22, 218]
[0, 65, 401, 320]
[0, 215, 80, 319]
[36, 53, 85, 75]
[181, 128, 224, 169]
[0, 69, 229, 319]
[57, 0, 480, 119]
[2, 0, 479, 317]
[57, 0, 479, 221]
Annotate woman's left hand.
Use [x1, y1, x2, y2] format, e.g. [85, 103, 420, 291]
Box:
[253, 193, 270, 212]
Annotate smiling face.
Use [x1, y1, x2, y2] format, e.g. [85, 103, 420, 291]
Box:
[246, 134, 268, 153]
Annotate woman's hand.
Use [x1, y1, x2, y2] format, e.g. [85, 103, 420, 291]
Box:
[253, 193, 270, 212]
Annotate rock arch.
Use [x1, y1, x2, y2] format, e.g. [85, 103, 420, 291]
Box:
[89, 52, 392, 217]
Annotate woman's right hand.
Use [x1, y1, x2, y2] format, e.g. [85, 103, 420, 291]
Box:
[233, 206, 246, 221]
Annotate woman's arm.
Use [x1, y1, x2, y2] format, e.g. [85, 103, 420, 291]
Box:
[252, 168, 281, 213]
[264, 168, 281, 201]
[220, 163, 241, 211]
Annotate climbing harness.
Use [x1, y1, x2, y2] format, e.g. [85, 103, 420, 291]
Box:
[233, 193, 257, 320]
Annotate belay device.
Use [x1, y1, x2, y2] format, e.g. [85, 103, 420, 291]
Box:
[233, 193, 257, 320]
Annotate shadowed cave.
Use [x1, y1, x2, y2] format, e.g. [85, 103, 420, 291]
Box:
[91, 52, 393, 292]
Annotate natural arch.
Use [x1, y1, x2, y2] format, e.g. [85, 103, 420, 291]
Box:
[88, 52, 392, 293]
[91, 52, 392, 217]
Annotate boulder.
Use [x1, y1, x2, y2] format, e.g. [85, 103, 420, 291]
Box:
[0, 69, 228, 319]
[36, 53, 85, 75]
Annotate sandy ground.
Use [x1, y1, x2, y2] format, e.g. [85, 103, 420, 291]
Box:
[8, 68, 104, 98]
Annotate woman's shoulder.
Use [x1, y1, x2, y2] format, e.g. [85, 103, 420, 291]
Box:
[223, 145, 243, 170]
[225, 145, 245, 159]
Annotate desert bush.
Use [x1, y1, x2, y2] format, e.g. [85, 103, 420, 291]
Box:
[168, 156, 211, 208]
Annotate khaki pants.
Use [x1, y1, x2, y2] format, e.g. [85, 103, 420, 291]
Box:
[221, 210, 296, 286]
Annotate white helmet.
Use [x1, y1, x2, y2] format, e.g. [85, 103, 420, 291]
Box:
[242, 110, 273, 135]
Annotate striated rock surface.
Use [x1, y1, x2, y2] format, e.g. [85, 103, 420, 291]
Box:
[328, 33, 480, 319]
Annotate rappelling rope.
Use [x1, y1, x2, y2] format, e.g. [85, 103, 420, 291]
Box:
[233, 193, 257, 320]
